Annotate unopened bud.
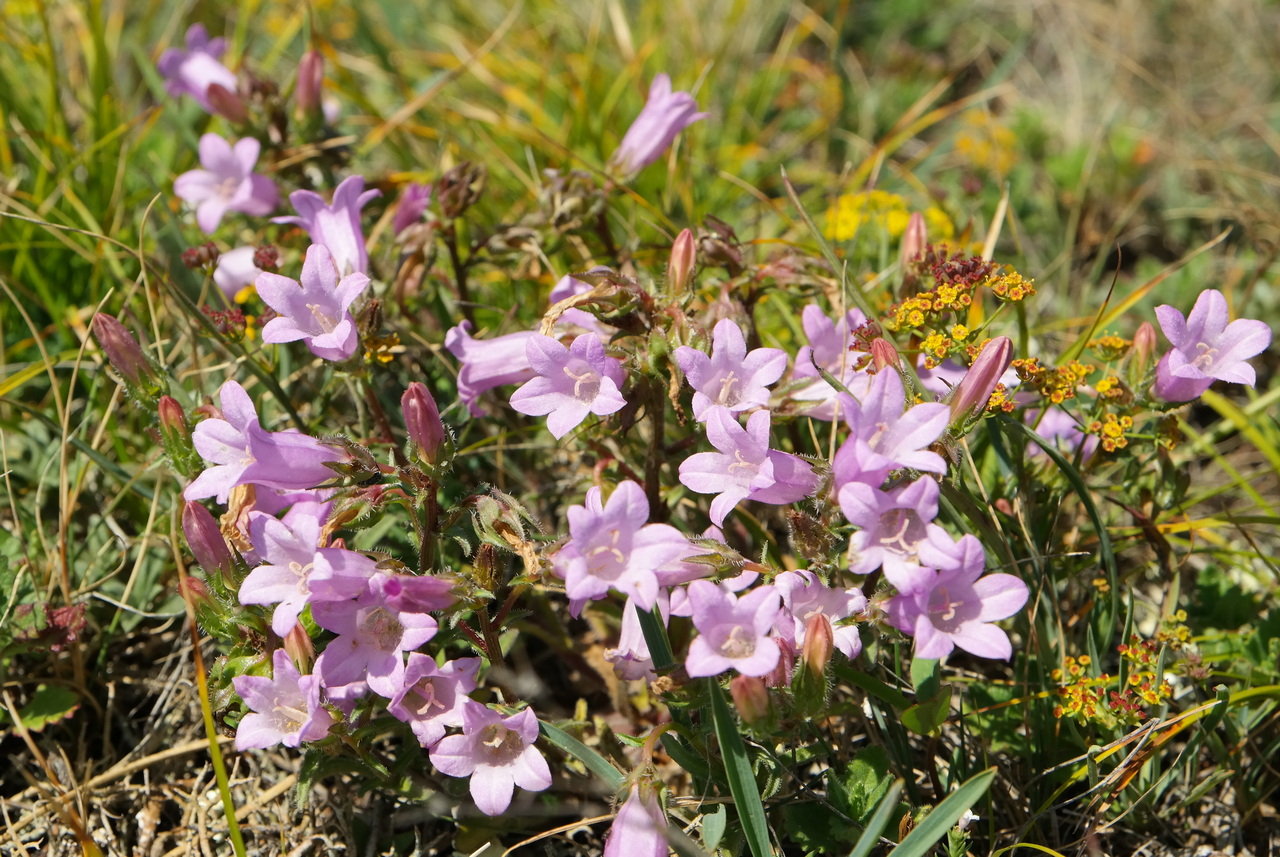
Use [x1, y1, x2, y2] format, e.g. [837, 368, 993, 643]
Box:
[802, 614, 835, 678]
[283, 623, 316, 668]
[92, 313, 166, 400]
[158, 396, 201, 477]
[1129, 321, 1157, 389]
[948, 336, 1012, 428]
[900, 212, 927, 267]
[252, 244, 280, 272]
[402, 382, 447, 465]
[870, 338, 901, 371]
[181, 241, 220, 269]
[206, 82, 249, 124]
[182, 500, 235, 585]
[730, 674, 770, 725]
[667, 228, 696, 293]
[295, 49, 324, 117]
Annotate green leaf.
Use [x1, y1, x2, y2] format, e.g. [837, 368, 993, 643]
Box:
[17, 684, 80, 731]
[901, 685, 953, 735]
[708, 679, 772, 857]
[910, 658, 940, 700]
[538, 720, 625, 792]
[890, 768, 995, 857]
[702, 804, 728, 851]
[847, 779, 905, 857]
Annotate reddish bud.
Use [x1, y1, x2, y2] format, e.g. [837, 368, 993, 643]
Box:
[283, 623, 316, 668]
[668, 228, 696, 293]
[92, 313, 165, 398]
[899, 211, 928, 293]
[802, 614, 835, 678]
[949, 336, 1013, 427]
[763, 636, 795, 688]
[730, 674, 770, 725]
[206, 82, 249, 124]
[158, 395, 201, 476]
[870, 338, 901, 371]
[295, 49, 324, 117]
[402, 382, 447, 464]
[1129, 320, 1157, 388]
[252, 244, 280, 272]
[181, 241, 220, 269]
[182, 500, 234, 583]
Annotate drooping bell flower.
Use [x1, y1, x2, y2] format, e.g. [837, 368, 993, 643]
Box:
[609, 73, 708, 178]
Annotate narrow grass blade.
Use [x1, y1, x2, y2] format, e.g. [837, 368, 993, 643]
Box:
[891, 767, 995, 857]
[1001, 417, 1119, 645]
[708, 679, 772, 857]
[538, 720, 624, 792]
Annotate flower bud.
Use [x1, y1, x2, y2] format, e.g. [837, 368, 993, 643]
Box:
[948, 336, 1012, 428]
[729, 674, 770, 726]
[801, 613, 835, 679]
[295, 49, 324, 118]
[1128, 320, 1157, 389]
[182, 500, 235, 585]
[402, 382, 447, 464]
[92, 313, 166, 401]
[899, 212, 928, 294]
[206, 82, 248, 124]
[870, 337, 901, 371]
[667, 228, 696, 293]
[763, 636, 795, 688]
[283, 623, 316, 669]
[158, 396, 202, 477]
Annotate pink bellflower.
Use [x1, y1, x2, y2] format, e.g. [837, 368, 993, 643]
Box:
[429, 705, 553, 816]
[393, 182, 432, 236]
[605, 592, 672, 681]
[551, 481, 696, 612]
[173, 133, 278, 234]
[311, 573, 440, 699]
[679, 408, 819, 526]
[232, 649, 334, 750]
[674, 318, 787, 421]
[883, 533, 1029, 660]
[388, 655, 482, 748]
[772, 570, 867, 660]
[830, 368, 950, 491]
[157, 24, 238, 113]
[509, 333, 627, 439]
[445, 323, 538, 416]
[1153, 288, 1272, 402]
[183, 380, 345, 505]
[839, 477, 945, 577]
[603, 783, 669, 857]
[212, 246, 262, 302]
[257, 243, 370, 362]
[788, 304, 873, 419]
[610, 73, 708, 178]
[684, 579, 782, 678]
[274, 175, 381, 276]
[239, 510, 377, 636]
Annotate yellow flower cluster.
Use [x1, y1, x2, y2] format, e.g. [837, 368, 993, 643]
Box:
[987, 271, 1035, 303]
[1052, 637, 1174, 728]
[1087, 412, 1135, 453]
[825, 190, 954, 243]
[363, 332, 402, 365]
[1012, 358, 1095, 405]
[1088, 334, 1132, 362]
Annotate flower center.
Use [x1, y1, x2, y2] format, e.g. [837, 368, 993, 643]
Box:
[307, 303, 338, 333]
[217, 175, 241, 201]
[715, 371, 741, 407]
[1191, 342, 1218, 370]
[359, 606, 405, 650]
[585, 528, 627, 578]
[719, 625, 756, 659]
[727, 449, 759, 479]
[563, 360, 601, 402]
[405, 679, 445, 717]
[928, 586, 966, 628]
[479, 723, 523, 762]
